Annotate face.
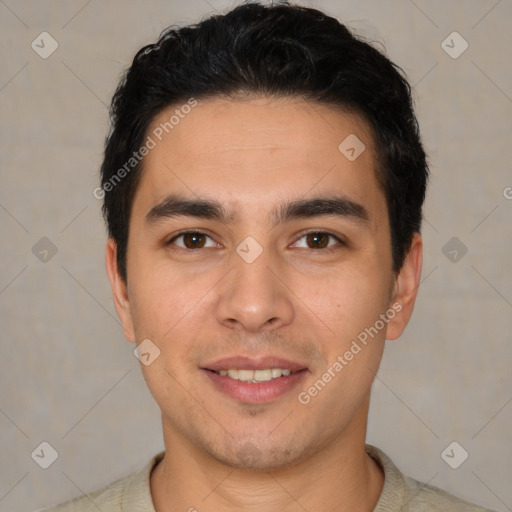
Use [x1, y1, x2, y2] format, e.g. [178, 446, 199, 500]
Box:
[107, 96, 421, 471]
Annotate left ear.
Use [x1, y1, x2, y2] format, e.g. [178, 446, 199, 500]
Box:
[385, 232, 423, 340]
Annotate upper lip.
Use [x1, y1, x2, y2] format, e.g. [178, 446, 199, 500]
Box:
[202, 356, 308, 372]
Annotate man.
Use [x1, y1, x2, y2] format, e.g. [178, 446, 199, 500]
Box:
[46, 1, 496, 510]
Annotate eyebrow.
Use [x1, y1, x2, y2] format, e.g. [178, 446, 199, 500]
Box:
[144, 193, 370, 228]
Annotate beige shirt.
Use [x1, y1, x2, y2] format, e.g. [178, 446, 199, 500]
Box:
[42, 444, 496, 511]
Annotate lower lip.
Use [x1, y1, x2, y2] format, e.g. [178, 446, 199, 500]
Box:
[201, 369, 308, 404]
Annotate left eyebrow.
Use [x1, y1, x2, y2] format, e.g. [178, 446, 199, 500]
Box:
[144, 193, 370, 228]
[272, 196, 370, 226]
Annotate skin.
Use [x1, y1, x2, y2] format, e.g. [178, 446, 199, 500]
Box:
[106, 96, 422, 512]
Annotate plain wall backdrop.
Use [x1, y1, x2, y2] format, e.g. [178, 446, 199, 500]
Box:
[1, 0, 511, 510]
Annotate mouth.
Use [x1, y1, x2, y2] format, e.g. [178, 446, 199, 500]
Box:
[201, 356, 308, 403]
[211, 367, 296, 383]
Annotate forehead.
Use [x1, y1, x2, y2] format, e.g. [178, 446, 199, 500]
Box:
[132, 96, 385, 224]
[146, 96, 375, 161]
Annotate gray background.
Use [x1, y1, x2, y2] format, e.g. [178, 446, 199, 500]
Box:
[1, 0, 511, 510]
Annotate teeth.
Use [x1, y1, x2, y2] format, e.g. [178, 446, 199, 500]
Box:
[238, 369, 255, 381]
[254, 369, 272, 381]
[216, 368, 294, 382]
[227, 369, 239, 380]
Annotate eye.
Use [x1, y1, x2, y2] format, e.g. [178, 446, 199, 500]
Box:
[167, 231, 219, 250]
[292, 231, 344, 251]
[166, 230, 344, 252]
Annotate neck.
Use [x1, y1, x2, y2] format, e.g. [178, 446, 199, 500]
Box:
[151, 397, 384, 512]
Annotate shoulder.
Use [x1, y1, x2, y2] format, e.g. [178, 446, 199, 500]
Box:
[366, 444, 497, 512]
[40, 452, 164, 512]
[40, 476, 127, 512]
[403, 475, 497, 511]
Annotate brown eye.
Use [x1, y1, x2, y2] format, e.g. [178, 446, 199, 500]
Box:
[182, 232, 206, 248]
[305, 232, 330, 249]
[168, 231, 217, 250]
[292, 231, 344, 251]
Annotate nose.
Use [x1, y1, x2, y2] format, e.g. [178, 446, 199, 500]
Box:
[215, 246, 294, 333]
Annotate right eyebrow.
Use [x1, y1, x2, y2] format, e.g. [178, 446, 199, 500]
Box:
[145, 194, 238, 227]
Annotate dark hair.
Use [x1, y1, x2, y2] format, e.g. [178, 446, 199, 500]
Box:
[100, 0, 429, 283]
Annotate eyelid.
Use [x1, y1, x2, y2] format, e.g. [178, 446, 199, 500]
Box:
[167, 229, 220, 249]
[291, 229, 346, 249]
[166, 229, 346, 251]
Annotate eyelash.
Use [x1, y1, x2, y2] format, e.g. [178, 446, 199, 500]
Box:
[166, 229, 345, 253]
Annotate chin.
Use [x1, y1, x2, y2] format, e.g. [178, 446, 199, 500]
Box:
[207, 437, 318, 472]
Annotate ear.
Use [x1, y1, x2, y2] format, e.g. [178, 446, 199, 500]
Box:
[385, 233, 423, 340]
[105, 238, 136, 343]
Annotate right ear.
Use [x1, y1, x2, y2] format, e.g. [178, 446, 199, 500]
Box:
[385, 233, 423, 341]
[105, 238, 136, 343]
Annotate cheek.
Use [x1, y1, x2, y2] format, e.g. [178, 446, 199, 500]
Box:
[126, 253, 180, 338]
[298, 269, 389, 412]
[303, 263, 392, 340]
[127, 256, 218, 347]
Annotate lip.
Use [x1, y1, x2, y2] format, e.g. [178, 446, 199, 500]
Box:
[200, 355, 309, 404]
[202, 356, 307, 373]
[201, 367, 308, 403]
